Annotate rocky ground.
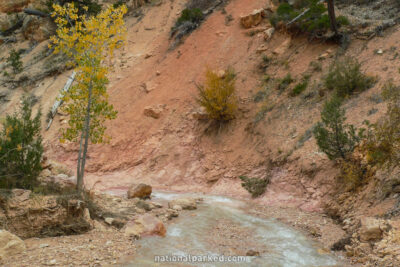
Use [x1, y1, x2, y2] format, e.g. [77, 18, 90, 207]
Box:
[2, 228, 136, 267]
[0, 183, 202, 266]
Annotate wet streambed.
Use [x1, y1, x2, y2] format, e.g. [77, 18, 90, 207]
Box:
[110, 191, 341, 267]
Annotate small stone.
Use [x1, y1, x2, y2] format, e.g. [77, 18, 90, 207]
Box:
[136, 200, 152, 211]
[216, 70, 226, 78]
[127, 184, 152, 199]
[143, 106, 164, 119]
[273, 37, 291, 55]
[191, 107, 208, 120]
[359, 217, 383, 241]
[263, 27, 275, 41]
[49, 259, 56, 265]
[168, 198, 197, 210]
[246, 249, 260, 256]
[240, 9, 265, 29]
[172, 205, 182, 211]
[166, 209, 179, 219]
[152, 202, 163, 208]
[376, 49, 383, 55]
[318, 53, 329, 60]
[39, 243, 49, 248]
[105, 217, 114, 225]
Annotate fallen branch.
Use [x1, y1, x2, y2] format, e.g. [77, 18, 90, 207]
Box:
[46, 71, 76, 130]
[23, 8, 50, 17]
[287, 0, 324, 26]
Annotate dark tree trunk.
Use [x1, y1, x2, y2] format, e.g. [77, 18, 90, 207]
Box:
[77, 83, 93, 193]
[327, 0, 338, 34]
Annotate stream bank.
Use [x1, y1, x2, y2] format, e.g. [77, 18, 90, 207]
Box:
[2, 188, 351, 266]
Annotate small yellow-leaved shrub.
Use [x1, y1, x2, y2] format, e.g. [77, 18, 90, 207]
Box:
[196, 67, 237, 122]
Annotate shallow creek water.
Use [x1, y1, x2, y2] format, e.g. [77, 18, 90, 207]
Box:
[110, 191, 341, 267]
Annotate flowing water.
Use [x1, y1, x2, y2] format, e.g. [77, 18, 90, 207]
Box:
[116, 191, 341, 267]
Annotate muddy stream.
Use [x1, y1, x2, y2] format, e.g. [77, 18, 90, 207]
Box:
[105, 191, 342, 267]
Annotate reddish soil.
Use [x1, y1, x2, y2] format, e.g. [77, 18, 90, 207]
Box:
[40, 0, 400, 217]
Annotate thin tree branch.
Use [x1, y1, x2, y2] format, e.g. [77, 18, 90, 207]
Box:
[287, 0, 324, 26]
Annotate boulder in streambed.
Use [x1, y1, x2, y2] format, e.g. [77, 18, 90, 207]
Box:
[127, 184, 152, 199]
[359, 217, 384, 241]
[124, 214, 166, 238]
[0, 230, 26, 260]
[168, 198, 197, 210]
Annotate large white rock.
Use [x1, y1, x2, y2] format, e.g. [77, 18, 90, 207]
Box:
[240, 9, 266, 29]
[124, 214, 166, 238]
[168, 198, 197, 210]
[127, 183, 152, 199]
[0, 230, 26, 260]
[359, 217, 383, 241]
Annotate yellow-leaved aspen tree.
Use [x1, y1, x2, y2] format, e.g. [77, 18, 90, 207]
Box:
[50, 3, 127, 192]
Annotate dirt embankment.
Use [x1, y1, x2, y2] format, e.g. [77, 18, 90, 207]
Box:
[1, 0, 400, 265]
[44, 0, 400, 212]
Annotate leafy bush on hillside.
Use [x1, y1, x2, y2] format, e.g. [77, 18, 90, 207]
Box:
[290, 75, 310, 96]
[278, 73, 294, 91]
[46, 0, 102, 16]
[313, 95, 364, 160]
[324, 57, 375, 98]
[0, 97, 43, 189]
[239, 176, 269, 198]
[365, 81, 400, 170]
[6, 49, 23, 74]
[270, 0, 349, 35]
[196, 67, 238, 122]
[175, 8, 203, 28]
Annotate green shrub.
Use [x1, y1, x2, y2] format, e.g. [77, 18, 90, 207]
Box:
[239, 176, 269, 198]
[313, 95, 364, 160]
[176, 8, 203, 27]
[270, 0, 346, 35]
[259, 55, 271, 71]
[365, 81, 400, 170]
[324, 57, 375, 98]
[113, 0, 127, 8]
[278, 73, 294, 91]
[337, 15, 350, 26]
[196, 67, 237, 122]
[0, 97, 43, 189]
[290, 75, 310, 96]
[7, 49, 23, 74]
[46, 0, 102, 17]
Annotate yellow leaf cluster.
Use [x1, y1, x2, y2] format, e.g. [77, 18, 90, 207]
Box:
[197, 67, 238, 122]
[51, 3, 126, 144]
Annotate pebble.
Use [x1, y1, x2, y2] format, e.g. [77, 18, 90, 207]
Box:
[39, 243, 50, 248]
